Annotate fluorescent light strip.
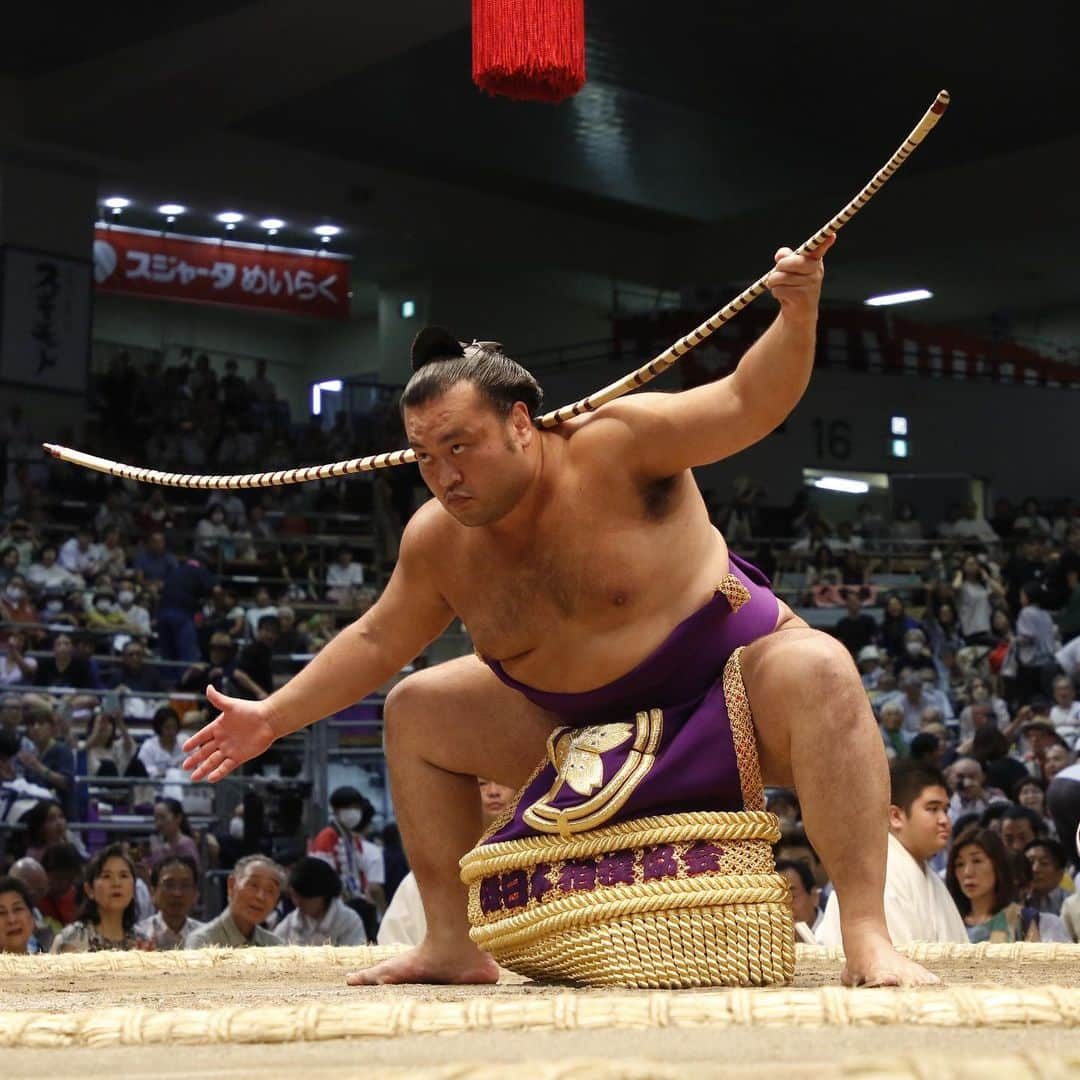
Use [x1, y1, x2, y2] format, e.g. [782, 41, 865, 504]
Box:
[813, 477, 870, 495]
[311, 379, 343, 416]
[864, 289, 933, 307]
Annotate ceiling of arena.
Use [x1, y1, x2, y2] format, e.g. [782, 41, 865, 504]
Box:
[2, 0, 1078, 330]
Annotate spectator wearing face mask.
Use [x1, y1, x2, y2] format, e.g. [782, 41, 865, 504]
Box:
[0, 575, 37, 645]
[113, 583, 151, 639]
[85, 587, 128, 632]
[1, 630, 37, 687]
[310, 786, 385, 918]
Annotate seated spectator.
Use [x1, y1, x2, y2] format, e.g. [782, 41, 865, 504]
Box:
[186, 855, 285, 948]
[957, 677, 1011, 742]
[0, 574, 38, 642]
[21, 798, 87, 862]
[244, 585, 278, 638]
[311, 786, 385, 916]
[879, 700, 908, 759]
[99, 528, 127, 576]
[999, 805, 1042, 854]
[194, 505, 232, 561]
[1050, 674, 1080, 746]
[135, 493, 175, 537]
[765, 788, 800, 827]
[137, 707, 186, 778]
[1, 629, 37, 687]
[889, 502, 923, 543]
[1046, 759, 1080, 865]
[326, 546, 366, 605]
[0, 730, 52, 824]
[884, 671, 954, 736]
[135, 854, 204, 950]
[777, 858, 821, 941]
[199, 586, 246, 646]
[833, 588, 878, 657]
[923, 601, 964, 659]
[276, 857, 366, 946]
[950, 502, 1000, 545]
[1023, 838, 1072, 915]
[108, 640, 164, 720]
[27, 543, 81, 593]
[9, 857, 53, 951]
[35, 632, 96, 691]
[19, 705, 75, 818]
[113, 583, 152, 641]
[280, 544, 317, 601]
[380, 822, 408, 903]
[857, 645, 886, 693]
[274, 606, 310, 655]
[58, 527, 106, 579]
[947, 756, 1007, 824]
[38, 843, 84, 934]
[232, 615, 280, 700]
[180, 631, 236, 699]
[133, 531, 177, 589]
[969, 726, 1029, 797]
[379, 779, 513, 949]
[51, 843, 150, 952]
[83, 707, 136, 776]
[0, 544, 19, 587]
[1062, 888, 1080, 942]
[150, 797, 201, 870]
[909, 731, 946, 771]
[1013, 497, 1051, 538]
[817, 760, 966, 946]
[946, 826, 1069, 943]
[880, 594, 920, 663]
[1013, 776, 1058, 839]
[0, 876, 39, 953]
[900, 628, 937, 678]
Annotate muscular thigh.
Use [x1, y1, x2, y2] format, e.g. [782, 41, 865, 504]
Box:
[386, 654, 561, 788]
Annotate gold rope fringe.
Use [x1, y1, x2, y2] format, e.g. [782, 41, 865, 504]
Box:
[3, 984, 1080, 1048]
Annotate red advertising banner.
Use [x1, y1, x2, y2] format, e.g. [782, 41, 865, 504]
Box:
[92, 226, 350, 320]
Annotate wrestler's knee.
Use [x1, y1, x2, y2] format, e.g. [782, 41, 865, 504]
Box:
[382, 670, 438, 748]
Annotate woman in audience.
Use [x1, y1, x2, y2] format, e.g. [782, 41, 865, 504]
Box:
[953, 555, 1004, 646]
[957, 676, 1011, 742]
[945, 825, 1069, 943]
[1014, 776, 1058, 838]
[923, 601, 964, 660]
[35, 632, 96, 690]
[880, 594, 919, 663]
[150, 797, 201, 870]
[51, 843, 151, 952]
[21, 799, 86, 862]
[275, 856, 367, 946]
[136, 707, 186, 778]
[0, 629, 37, 686]
[83, 709, 136, 776]
[0, 876, 39, 953]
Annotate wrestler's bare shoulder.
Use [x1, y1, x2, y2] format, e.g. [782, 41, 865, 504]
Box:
[555, 393, 674, 470]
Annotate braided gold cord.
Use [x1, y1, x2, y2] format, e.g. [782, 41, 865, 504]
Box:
[3, 982, 1080, 1048]
[460, 809, 781, 881]
[44, 91, 948, 490]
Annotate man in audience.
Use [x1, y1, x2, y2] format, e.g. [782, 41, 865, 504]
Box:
[157, 550, 215, 662]
[275, 606, 310, 655]
[0, 876, 39, 953]
[136, 854, 204, 949]
[58, 526, 105, 578]
[947, 756, 1006, 823]
[8, 857, 53, 951]
[887, 671, 955, 735]
[1023, 839, 1071, 916]
[232, 614, 280, 700]
[857, 644, 886, 693]
[833, 588, 878, 658]
[326, 546, 366, 605]
[776, 858, 821, 940]
[186, 854, 284, 948]
[817, 760, 967, 945]
[1050, 675, 1080, 746]
[134, 532, 178, 590]
[999, 805, 1042, 854]
[19, 702, 75, 818]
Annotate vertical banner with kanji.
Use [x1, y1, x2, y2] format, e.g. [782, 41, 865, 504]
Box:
[93, 226, 350, 320]
[0, 247, 92, 393]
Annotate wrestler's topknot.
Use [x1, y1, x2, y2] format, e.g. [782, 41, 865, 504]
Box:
[401, 326, 544, 421]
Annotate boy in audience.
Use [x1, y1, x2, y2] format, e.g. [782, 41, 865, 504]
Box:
[135, 854, 204, 949]
[186, 855, 284, 948]
[817, 760, 967, 945]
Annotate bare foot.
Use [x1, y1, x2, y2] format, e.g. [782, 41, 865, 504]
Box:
[346, 941, 500, 986]
[841, 931, 940, 987]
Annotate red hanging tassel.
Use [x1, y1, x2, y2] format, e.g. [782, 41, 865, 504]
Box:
[472, 0, 586, 103]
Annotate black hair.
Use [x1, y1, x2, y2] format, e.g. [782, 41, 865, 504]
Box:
[41, 842, 84, 875]
[908, 732, 940, 761]
[774, 858, 815, 895]
[1020, 580, 1044, 606]
[1023, 837, 1067, 869]
[1000, 805, 1042, 832]
[400, 327, 543, 421]
[773, 828, 820, 865]
[0, 875, 33, 910]
[256, 614, 280, 633]
[149, 853, 199, 889]
[78, 843, 138, 933]
[971, 725, 1011, 764]
[978, 801, 1012, 828]
[20, 799, 63, 845]
[950, 812, 981, 839]
[152, 706, 180, 736]
[0, 728, 20, 759]
[1012, 775, 1045, 800]
[155, 797, 193, 837]
[946, 826, 1016, 918]
[889, 759, 948, 816]
[288, 856, 342, 901]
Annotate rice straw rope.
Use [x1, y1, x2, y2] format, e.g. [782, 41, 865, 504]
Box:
[44, 91, 948, 489]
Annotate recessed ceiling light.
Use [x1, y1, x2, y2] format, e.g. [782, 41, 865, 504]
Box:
[216, 211, 244, 225]
[103, 197, 131, 209]
[158, 203, 185, 216]
[313, 224, 340, 237]
[864, 288, 933, 307]
[259, 218, 285, 230]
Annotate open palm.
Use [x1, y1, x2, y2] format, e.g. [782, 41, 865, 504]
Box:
[182, 685, 277, 782]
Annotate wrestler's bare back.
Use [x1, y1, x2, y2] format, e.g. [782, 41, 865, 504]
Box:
[413, 402, 766, 694]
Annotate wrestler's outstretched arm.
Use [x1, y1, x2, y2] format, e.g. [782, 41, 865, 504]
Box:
[182, 504, 454, 782]
[588, 236, 835, 476]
